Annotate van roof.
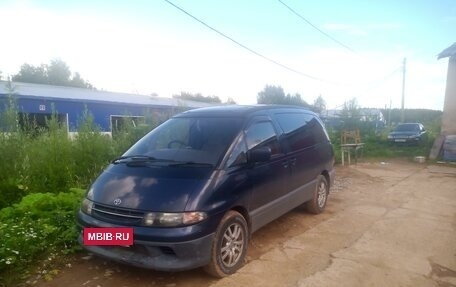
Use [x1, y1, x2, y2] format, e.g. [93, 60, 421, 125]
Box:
[176, 105, 313, 118]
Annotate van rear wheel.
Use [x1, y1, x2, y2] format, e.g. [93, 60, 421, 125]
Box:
[306, 175, 329, 214]
[204, 211, 248, 278]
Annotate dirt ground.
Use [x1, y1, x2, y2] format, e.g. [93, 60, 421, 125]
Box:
[31, 159, 456, 287]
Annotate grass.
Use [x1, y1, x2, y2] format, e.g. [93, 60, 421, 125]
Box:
[0, 103, 166, 286]
[329, 128, 437, 164]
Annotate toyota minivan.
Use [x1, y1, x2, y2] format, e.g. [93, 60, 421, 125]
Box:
[77, 105, 335, 277]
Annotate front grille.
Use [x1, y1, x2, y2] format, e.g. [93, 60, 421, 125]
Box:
[108, 245, 176, 258]
[159, 246, 176, 255]
[92, 203, 144, 225]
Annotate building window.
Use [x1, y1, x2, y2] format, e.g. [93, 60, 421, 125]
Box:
[18, 112, 68, 134]
[110, 115, 145, 134]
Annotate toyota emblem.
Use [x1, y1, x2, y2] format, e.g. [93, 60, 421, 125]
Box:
[113, 198, 122, 205]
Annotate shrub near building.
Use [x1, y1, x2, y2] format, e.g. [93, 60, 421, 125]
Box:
[0, 189, 85, 285]
[0, 106, 160, 285]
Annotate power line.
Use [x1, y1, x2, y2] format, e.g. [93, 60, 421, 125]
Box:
[330, 66, 402, 109]
[277, 0, 356, 54]
[163, 0, 340, 84]
[362, 66, 402, 93]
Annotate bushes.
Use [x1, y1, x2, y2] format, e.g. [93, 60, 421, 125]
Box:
[23, 115, 75, 194]
[72, 110, 116, 185]
[0, 188, 85, 285]
[0, 107, 156, 203]
[0, 97, 28, 208]
[0, 104, 163, 284]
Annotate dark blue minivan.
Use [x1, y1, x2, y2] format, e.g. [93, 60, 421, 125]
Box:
[77, 105, 335, 277]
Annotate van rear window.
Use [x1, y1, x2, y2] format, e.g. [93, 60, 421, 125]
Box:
[275, 113, 313, 134]
[275, 113, 326, 151]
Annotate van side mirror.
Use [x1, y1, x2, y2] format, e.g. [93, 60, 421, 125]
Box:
[247, 146, 271, 163]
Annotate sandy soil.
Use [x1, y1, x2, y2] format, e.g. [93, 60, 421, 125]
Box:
[30, 159, 456, 287]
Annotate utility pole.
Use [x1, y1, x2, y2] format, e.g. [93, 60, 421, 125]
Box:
[401, 57, 406, 123]
[389, 99, 392, 127]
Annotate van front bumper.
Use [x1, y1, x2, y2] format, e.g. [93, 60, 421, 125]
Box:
[77, 232, 214, 271]
[77, 210, 217, 271]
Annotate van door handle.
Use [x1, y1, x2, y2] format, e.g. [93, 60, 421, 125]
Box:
[282, 161, 289, 168]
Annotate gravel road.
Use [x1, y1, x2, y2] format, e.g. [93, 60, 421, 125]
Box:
[34, 160, 456, 287]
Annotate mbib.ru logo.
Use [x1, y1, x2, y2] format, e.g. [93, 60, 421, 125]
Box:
[83, 227, 134, 246]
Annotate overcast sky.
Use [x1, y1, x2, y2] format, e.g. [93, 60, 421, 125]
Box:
[1, 0, 454, 110]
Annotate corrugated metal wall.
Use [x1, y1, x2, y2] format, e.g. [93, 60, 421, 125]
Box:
[0, 95, 174, 132]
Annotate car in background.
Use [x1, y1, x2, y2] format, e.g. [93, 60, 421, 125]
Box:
[387, 123, 427, 144]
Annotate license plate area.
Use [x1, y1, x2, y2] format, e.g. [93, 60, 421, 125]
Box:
[83, 227, 134, 246]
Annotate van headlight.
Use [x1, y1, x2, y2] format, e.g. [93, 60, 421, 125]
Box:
[142, 212, 207, 227]
[81, 198, 94, 215]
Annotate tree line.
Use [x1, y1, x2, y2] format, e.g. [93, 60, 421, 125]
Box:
[257, 85, 326, 113]
[3, 59, 330, 108]
[6, 59, 94, 89]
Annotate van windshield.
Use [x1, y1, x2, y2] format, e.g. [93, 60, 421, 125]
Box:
[123, 117, 243, 166]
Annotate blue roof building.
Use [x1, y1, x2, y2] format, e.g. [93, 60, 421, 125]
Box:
[0, 81, 211, 134]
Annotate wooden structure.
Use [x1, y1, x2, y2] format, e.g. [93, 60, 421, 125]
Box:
[340, 130, 364, 166]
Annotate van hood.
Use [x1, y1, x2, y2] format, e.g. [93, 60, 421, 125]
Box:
[88, 164, 214, 212]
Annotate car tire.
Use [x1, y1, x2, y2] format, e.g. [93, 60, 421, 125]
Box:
[306, 175, 329, 214]
[204, 210, 248, 278]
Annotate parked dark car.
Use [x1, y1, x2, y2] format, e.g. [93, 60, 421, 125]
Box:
[77, 105, 335, 277]
[387, 123, 427, 144]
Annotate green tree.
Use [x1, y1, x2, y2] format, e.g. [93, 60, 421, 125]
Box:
[285, 93, 309, 106]
[70, 72, 94, 89]
[12, 59, 94, 89]
[225, 97, 237, 105]
[12, 63, 47, 84]
[257, 85, 285, 104]
[381, 108, 442, 126]
[47, 59, 71, 86]
[313, 95, 326, 114]
[257, 85, 309, 106]
[173, 92, 221, 103]
[340, 98, 361, 130]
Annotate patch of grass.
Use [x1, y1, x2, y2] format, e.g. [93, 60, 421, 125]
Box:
[0, 103, 167, 285]
[330, 129, 436, 164]
[0, 188, 85, 286]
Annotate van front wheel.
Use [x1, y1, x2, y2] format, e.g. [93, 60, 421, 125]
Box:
[204, 211, 248, 278]
[306, 175, 329, 214]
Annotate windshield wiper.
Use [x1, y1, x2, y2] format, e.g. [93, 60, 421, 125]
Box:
[168, 161, 213, 168]
[112, 155, 157, 164]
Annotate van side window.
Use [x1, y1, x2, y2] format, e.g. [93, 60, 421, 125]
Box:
[275, 113, 322, 151]
[308, 117, 329, 144]
[275, 113, 312, 134]
[245, 121, 280, 155]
